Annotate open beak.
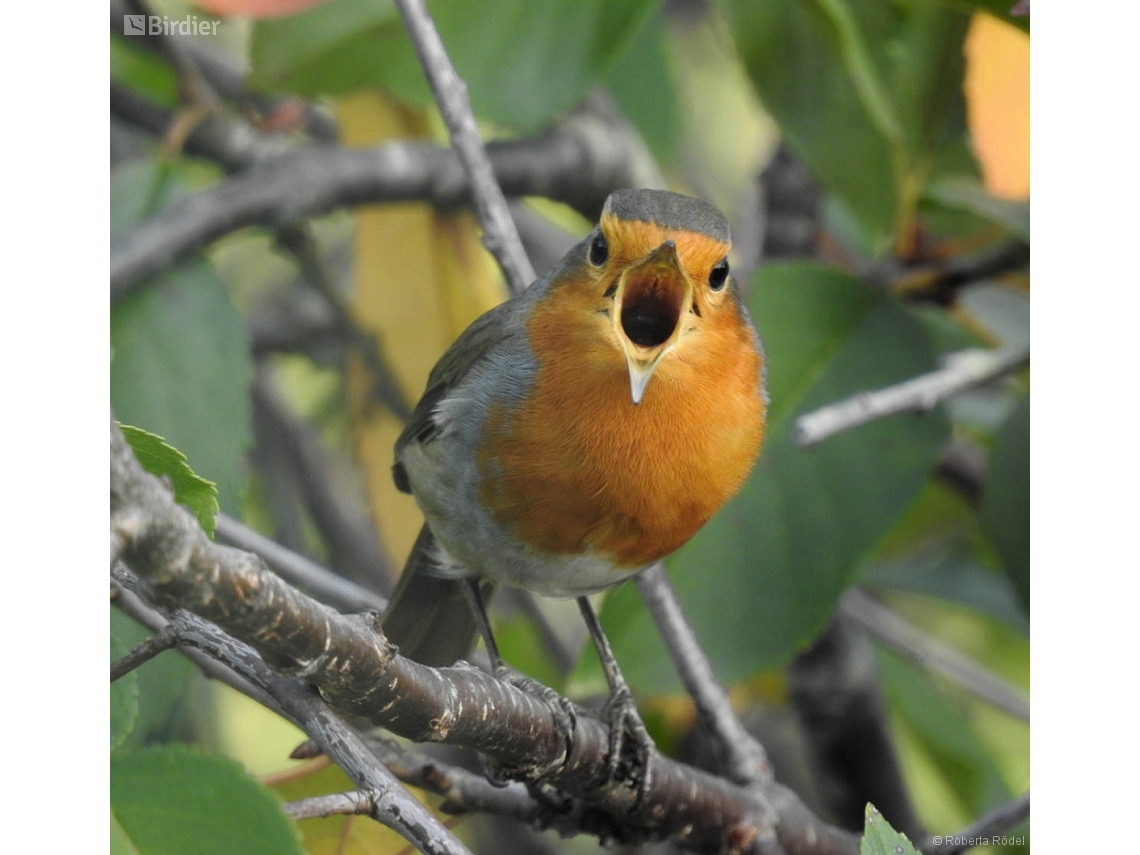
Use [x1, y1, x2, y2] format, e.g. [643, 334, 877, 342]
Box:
[612, 240, 693, 404]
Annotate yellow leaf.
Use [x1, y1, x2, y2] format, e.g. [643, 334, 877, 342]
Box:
[336, 92, 507, 581]
[964, 14, 1030, 200]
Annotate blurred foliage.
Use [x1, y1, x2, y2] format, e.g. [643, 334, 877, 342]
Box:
[111, 745, 303, 855]
[110, 0, 1029, 852]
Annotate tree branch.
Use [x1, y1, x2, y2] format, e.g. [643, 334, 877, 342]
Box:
[880, 240, 1030, 306]
[112, 416, 862, 854]
[110, 623, 178, 681]
[635, 565, 773, 788]
[112, 81, 298, 171]
[114, 571, 549, 833]
[112, 572, 288, 721]
[840, 589, 1030, 721]
[164, 603, 472, 854]
[249, 370, 397, 590]
[110, 111, 643, 301]
[283, 790, 381, 821]
[271, 223, 413, 422]
[214, 514, 388, 615]
[393, 0, 535, 295]
[794, 346, 1029, 448]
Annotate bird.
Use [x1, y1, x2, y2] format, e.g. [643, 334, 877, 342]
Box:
[382, 188, 767, 767]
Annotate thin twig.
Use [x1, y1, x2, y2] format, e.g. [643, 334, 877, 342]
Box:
[284, 790, 380, 821]
[794, 346, 1029, 447]
[392, 0, 535, 295]
[866, 239, 1030, 306]
[111, 624, 178, 681]
[250, 369, 397, 588]
[635, 565, 773, 788]
[840, 589, 1030, 721]
[273, 223, 412, 421]
[923, 791, 1029, 854]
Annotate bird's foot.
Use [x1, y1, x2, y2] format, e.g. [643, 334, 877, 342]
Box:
[601, 682, 655, 809]
[488, 666, 577, 783]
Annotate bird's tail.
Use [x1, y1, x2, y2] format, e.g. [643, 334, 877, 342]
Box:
[381, 524, 493, 667]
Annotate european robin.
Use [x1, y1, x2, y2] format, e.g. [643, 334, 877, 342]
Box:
[383, 189, 767, 694]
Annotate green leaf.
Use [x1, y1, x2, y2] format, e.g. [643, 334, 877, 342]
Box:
[111, 35, 180, 108]
[979, 395, 1029, 609]
[727, 0, 970, 253]
[111, 809, 141, 855]
[861, 803, 921, 855]
[111, 635, 140, 752]
[495, 613, 565, 690]
[925, 176, 1030, 240]
[604, 11, 679, 161]
[582, 263, 949, 692]
[249, 0, 657, 131]
[111, 162, 252, 515]
[878, 648, 1012, 817]
[119, 424, 220, 537]
[860, 481, 1027, 632]
[111, 745, 304, 855]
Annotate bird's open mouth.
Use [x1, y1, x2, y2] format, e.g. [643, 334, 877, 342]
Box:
[613, 240, 693, 404]
[621, 274, 684, 347]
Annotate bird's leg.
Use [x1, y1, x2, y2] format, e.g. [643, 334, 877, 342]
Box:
[462, 579, 576, 780]
[577, 596, 655, 806]
[461, 577, 504, 668]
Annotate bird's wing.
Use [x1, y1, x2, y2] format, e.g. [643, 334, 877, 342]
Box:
[392, 299, 519, 492]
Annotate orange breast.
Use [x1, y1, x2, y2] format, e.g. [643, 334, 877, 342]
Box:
[477, 283, 766, 569]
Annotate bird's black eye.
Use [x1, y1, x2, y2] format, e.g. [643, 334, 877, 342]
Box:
[589, 232, 609, 266]
[709, 258, 729, 291]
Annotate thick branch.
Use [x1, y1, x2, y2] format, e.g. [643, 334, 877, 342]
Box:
[794, 346, 1029, 447]
[214, 514, 388, 615]
[167, 605, 470, 854]
[113, 417, 845, 853]
[111, 82, 298, 173]
[110, 114, 642, 301]
[115, 574, 545, 831]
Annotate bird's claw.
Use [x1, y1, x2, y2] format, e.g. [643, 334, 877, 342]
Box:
[488, 666, 577, 783]
[602, 683, 655, 809]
